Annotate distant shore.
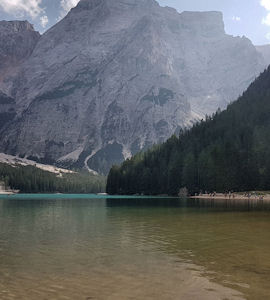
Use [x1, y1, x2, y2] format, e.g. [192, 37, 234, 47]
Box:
[191, 192, 270, 201]
[0, 180, 19, 195]
[0, 191, 18, 195]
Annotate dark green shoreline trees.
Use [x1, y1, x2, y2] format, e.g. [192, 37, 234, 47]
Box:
[0, 163, 106, 193]
[107, 66, 270, 195]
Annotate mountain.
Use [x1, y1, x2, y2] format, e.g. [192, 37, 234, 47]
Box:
[0, 21, 40, 130]
[106, 66, 270, 195]
[0, 21, 40, 91]
[0, 153, 106, 193]
[256, 44, 270, 65]
[0, 152, 75, 175]
[0, 0, 268, 174]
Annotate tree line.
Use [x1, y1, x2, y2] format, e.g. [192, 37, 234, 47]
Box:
[107, 66, 270, 195]
[0, 163, 106, 193]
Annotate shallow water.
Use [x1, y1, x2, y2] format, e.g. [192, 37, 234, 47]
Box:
[0, 195, 270, 299]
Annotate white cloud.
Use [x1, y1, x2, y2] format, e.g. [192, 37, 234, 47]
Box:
[261, 0, 270, 11]
[262, 13, 270, 25]
[260, 0, 270, 38]
[40, 15, 48, 28]
[0, 0, 43, 19]
[232, 16, 241, 22]
[60, 0, 80, 18]
[266, 32, 270, 40]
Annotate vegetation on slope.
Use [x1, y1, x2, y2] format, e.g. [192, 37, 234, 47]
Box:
[0, 163, 106, 193]
[107, 66, 270, 195]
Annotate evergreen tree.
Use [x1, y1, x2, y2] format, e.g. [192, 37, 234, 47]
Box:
[107, 66, 270, 195]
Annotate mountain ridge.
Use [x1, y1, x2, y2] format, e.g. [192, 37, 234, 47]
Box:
[106, 65, 270, 195]
[0, 0, 269, 174]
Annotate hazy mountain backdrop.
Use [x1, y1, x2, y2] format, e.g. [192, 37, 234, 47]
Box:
[0, 0, 269, 174]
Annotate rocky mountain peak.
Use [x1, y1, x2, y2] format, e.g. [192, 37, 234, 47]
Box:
[179, 11, 225, 36]
[75, 0, 158, 10]
[0, 2, 268, 174]
[72, 0, 105, 12]
[67, 0, 159, 24]
[0, 20, 40, 92]
[0, 20, 40, 62]
[0, 20, 36, 33]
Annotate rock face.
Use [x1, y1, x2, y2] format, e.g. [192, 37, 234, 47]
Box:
[0, 0, 268, 174]
[256, 45, 270, 66]
[0, 21, 40, 130]
[0, 91, 16, 130]
[0, 21, 40, 92]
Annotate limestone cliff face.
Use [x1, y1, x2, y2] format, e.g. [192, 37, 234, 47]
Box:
[0, 21, 40, 92]
[0, 21, 40, 130]
[0, 0, 268, 174]
[256, 45, 270, 66]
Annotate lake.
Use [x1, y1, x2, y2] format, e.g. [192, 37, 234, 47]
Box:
[0, 195, 270, 299]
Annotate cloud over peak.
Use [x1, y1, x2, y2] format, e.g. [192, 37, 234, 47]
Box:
[40, 15, 48, 28]
[261, 0, 270, 11]
[0, 0, 43, 18]
[0, 0, 81, 30]
[60, 0, 80, 18]
[232, 16, 241, 22]
[260, 0, 270, 39]
[0, 0, 50, 30]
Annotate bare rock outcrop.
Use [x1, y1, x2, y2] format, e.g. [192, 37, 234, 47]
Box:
[0, 0, 268, 174]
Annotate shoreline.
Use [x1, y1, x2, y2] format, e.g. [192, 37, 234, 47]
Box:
[0, 190, 19, 195]
[1, 191, 269, 201]
[191, 193, 269, 201]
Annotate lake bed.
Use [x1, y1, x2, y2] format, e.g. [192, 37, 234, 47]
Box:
[0, 195, 270, 299]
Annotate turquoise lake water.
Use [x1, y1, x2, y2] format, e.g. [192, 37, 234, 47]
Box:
[1, 194, 270, 299]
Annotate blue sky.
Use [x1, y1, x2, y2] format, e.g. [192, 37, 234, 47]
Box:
[0, 0, 269, 45]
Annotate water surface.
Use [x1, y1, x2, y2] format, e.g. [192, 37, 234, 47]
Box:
[1, 195, 270, 299]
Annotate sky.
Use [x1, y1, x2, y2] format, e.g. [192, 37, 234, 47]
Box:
[0, 0, 270, 45]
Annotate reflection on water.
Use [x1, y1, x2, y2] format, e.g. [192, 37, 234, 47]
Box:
[0, 196, 270, 299]
[107, 196, 270, 210]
